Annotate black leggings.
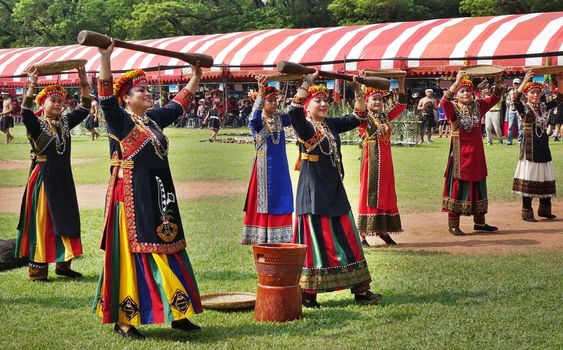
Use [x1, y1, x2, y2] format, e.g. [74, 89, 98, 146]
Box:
[522, 196, 551, 209]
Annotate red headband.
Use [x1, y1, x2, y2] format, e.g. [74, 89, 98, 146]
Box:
[523, 82, 542, 94]
[114, 69, 148, 104]
[303, 85, 329, 111]
[455, 79, 474, 93]
[35, 85, 67, 106]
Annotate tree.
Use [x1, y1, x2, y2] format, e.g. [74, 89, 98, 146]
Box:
[459, 0, 563, 16]
[0, 0, 21, 47]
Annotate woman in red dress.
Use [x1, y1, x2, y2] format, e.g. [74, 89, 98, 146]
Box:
[356, 76, 407, 246]
[441, 71, 504, 235]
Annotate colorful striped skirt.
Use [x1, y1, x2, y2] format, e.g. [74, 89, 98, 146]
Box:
[93, 179, 202, 325]
[442, 156, 488, 216]
[15, 165, 82, 263]
[293, 212, 372, 294]
[242, 162, 292, 245]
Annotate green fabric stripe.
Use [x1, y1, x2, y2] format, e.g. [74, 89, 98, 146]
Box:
[55, 235, 66, 262]
[307, 215, 323, 269]
[110, 202, 121, 319]
[92, 267, 104, 312]
[348, 212, 366, 258]
[28, 173, 43, 261]
[148, 255, 173, 322]
[329, 217, 348, 265]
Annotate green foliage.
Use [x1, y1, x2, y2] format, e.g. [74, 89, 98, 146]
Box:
[459, 0, 563, 16]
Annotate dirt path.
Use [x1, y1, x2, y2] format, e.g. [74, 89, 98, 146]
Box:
[1, 182, 561, 254]
[366, 199, 563, 254]
[0, 181, 248, 213]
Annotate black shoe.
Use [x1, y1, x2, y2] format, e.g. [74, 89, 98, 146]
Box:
[379, 233, 397, 246]
[302, 293, 320, 308]
[448, 227, 465, 236]
[171, 319, 201, 333]
[523, 216, 538, 222]
[540, 214, 557, 219]
[474, 224, 498, 232]
[355, 291, 383, 304]
[113, 323, 145, 340]
[361, 239, 370, 248]
[55, 268, 82, 279]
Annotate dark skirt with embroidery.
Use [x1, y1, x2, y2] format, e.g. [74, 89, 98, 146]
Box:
[93, 178, 202, 325]
[292, 212, 371, 294]
[442, 152, 488, 216]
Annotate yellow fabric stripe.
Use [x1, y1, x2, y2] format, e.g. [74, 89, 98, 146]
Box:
[34, 183, 47, 262]
[117, 203, 140, 325]
[60, 235, 74, 261]
[152, 254, 192, 318]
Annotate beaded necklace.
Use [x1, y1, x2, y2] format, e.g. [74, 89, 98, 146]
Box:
[454, 101, 480, 132]
[262, 112, 282, 144]
[309, 119, 342, 175]
[527, 103, 548, 137]
[38, 115, 69, 155]
[127, 110, 169, 159]
[367, 112, 390, 144]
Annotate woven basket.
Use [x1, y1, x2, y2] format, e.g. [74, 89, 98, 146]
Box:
[462, 65, 505, 76]
[29, 59, 88, 76]
[525, 66, 563, 76]
[201, 292, 256, 310]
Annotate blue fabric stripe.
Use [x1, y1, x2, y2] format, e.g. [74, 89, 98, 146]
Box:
[134, 254, 153, 324]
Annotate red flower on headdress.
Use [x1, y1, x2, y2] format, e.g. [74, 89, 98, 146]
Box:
[364, 86, 389, 99]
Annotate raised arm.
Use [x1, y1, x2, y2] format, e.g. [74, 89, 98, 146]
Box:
[20, 67, 40, 138]
[67, 66, 92, 129]
[478, 72, 503, 115]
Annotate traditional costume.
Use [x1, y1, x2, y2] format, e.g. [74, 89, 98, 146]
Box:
[357, 88, 407, 243]
[440, 79, 502, 234]
[242, 87, 293, 244]
[15, 85, 89, 280]
[93, 69, 202, 326]
[512, 82, 562, 220]
[290, 85, 378, 305]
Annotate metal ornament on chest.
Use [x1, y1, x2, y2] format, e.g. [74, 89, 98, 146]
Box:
[454, 101, 481, 132]
[262, 113, 282, 144]
[39, 116, 70, 155]
[127, 110, 169, 159]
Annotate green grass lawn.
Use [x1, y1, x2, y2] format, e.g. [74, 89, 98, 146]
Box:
[0, 124, 562, 349]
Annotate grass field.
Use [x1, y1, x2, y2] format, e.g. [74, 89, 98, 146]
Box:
[0, 124, 562, 349]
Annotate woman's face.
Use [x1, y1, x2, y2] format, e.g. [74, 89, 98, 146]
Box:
[263, 95, 278, 115]
[367, 94, 384, 113]
[124, 86, 153, 111]
[456, 86, 474, 105]
[526, 88, 541, 104]
[43, 95, 64, 118]
[307, 94, 329, 120]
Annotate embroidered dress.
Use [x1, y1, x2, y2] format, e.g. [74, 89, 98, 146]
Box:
[93, 85, 202, 325]
[242, 96, 293, 244]
[15, 105, 88, 263]
[289, 105, 372, 294]
[357, 96, 407, 237]
[512, 93, 561, 198]
[440, 93, 500, 217]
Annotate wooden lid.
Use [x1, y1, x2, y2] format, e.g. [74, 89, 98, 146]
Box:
[461, 65, 505, 76]
[361, 69, 407, 78]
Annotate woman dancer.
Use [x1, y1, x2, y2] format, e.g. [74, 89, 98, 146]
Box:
[512, 70, 562, 221]
[94, 41, 203, 339]
[242, 76, 293, 244]
[15, 66, 90, 281]
[290, 72, 381, 307]
[356, 76, 407, 246]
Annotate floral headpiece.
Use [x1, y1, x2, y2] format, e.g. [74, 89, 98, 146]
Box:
[304, 84, 329, 110]
[523, 82, 542, 94]
[364, 86, 389, 99]
[113, 69, 148, 104]
[455, 79, 474, 93]
[248, 90, 258, 101]
[35, 85, 67, 106]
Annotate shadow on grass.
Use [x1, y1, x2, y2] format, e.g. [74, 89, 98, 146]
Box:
[0, 295, 93, 309]
[142, 308, 370, 343]
[469, 228, 563, 236]
[197, 270, 256, 282]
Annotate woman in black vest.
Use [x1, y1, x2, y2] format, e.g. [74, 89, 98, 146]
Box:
[93, 40, 203, 339]
[512, 70, 563, 221]
[290, 72, 382, 308]
[15, 66, 90, 281]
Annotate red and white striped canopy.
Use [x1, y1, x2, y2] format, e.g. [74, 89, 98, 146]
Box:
[0, 12, 561, 87]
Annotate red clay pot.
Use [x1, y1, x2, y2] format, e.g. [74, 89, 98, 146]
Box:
[252, 243, 307, 322]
